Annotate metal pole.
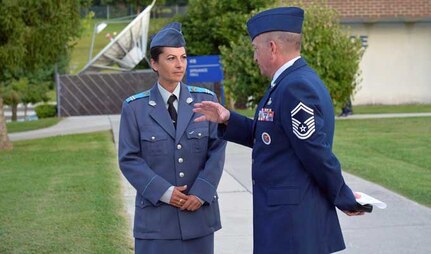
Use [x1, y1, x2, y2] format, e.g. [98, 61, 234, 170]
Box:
[88, 23, 98, 62]
[54, 64, 61, 117]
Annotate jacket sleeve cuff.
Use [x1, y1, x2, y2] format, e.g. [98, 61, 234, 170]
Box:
[334, 184, 358, 211]
[159, 186, 174, 204]
[189, 177, 217, 204]
[141, 175, 172, 206]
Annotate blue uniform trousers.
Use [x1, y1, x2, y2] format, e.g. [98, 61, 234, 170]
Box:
[135, 233, 214, 254]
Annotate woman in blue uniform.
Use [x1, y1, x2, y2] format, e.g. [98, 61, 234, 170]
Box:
[118, 22, 226, 254]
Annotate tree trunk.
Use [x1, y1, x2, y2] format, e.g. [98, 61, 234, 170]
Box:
[11, 103, 17, 121]
[24, 103, 28, 118]
[0, 98, 13, 150]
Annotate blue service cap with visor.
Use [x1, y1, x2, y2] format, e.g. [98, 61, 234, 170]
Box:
[246, 7, 304, 41]
[150, 22, 186, 49]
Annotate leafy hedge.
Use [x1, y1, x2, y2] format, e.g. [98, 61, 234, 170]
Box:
[35, 104, 57, 119]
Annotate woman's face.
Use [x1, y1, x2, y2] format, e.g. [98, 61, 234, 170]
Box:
[151, 47, 187, 87]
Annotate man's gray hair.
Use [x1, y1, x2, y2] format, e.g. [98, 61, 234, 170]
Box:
[266, 31, 302, 51]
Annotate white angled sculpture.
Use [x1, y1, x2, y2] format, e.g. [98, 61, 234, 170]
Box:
[80, 0, 156, 73]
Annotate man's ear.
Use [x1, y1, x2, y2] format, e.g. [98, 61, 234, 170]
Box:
[269, 40, 278, 55]
[269, 40, 278, 61]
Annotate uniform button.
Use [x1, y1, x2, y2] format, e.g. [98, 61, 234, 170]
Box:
[253, 138, 256, 144]
[252, 159, 254, 164]
[151, 136, 155, 141]
[177, 144, 182, 150]
[179, 172, 185, 178]
[178, 158, 184, 163]
[198, 132, 202, 137]
[252, 180, 255, 185]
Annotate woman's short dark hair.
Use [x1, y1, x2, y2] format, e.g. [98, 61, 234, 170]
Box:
[150, 47, 164, 62]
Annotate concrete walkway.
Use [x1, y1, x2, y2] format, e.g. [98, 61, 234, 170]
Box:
[9, 113, 431, 253]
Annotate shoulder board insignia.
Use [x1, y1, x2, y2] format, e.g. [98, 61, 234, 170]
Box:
[125, 90, 150, 103]
[187, 86, 215, 96]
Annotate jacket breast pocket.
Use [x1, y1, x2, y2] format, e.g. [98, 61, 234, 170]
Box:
[186, 128, 209, 153]
[267, 187, 300, 206]
[140, 131, 168, 156]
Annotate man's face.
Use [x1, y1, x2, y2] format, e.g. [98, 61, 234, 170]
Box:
[151, 47, 187, 86]
[252, 34, 272, 78]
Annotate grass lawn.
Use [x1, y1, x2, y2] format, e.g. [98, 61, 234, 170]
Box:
[236, 104, 431, 118]
[334, 117, 431, 207]
[0, 132, 132, 253]
[352, 104, 431, 114]
[6, 118, 61, 133]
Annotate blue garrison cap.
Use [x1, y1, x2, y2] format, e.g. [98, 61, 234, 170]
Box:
[150, 22, 186, 49]
[247, 7, 304, 40]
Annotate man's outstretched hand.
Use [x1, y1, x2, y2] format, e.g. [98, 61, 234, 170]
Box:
[193, 101, 230, 124]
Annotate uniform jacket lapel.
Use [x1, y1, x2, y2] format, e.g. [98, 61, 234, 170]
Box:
[148, 85, 176, 140]
[175, 83, 194, 143]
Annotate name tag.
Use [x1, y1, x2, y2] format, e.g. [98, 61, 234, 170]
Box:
[258, 108, 274, 122]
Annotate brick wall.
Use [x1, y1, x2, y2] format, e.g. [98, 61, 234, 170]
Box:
[283, 0, 431, 21]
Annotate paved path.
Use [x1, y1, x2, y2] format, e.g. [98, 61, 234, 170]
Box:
[9, 115, 114, 141]
[9, 113, 431, 253]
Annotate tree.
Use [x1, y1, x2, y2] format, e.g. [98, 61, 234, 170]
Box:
[220, 37, 269, 108]
[299, 3, 363, 109]
[0, 0, 82, 150]
[0, 98, 12, 150]
[177, 0, 271, 107]
[220, 2, 363, 109]
[0, 1, 26, 150]
[2, 77, 27, 122]
[178, 0, 271, 56]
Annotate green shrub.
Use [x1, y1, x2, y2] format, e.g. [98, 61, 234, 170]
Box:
[35, 104, 57, 118]
[220, 2, 363, 110]
[179, 0, 270, 56]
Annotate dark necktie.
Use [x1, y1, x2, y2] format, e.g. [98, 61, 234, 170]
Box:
[167, 94, 178, 128]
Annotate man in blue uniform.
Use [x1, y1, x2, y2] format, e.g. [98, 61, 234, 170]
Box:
[118, 22, 226, 253]
[193, 7, 367, 254]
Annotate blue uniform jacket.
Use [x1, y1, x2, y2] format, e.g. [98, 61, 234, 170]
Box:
[119, 83, 226, 240]
[220, 58, 358, 253]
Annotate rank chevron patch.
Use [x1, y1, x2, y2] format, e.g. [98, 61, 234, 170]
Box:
[291, 102, 315, 140]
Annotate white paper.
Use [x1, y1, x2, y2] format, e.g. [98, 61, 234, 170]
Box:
[356, 192, 387, 209]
